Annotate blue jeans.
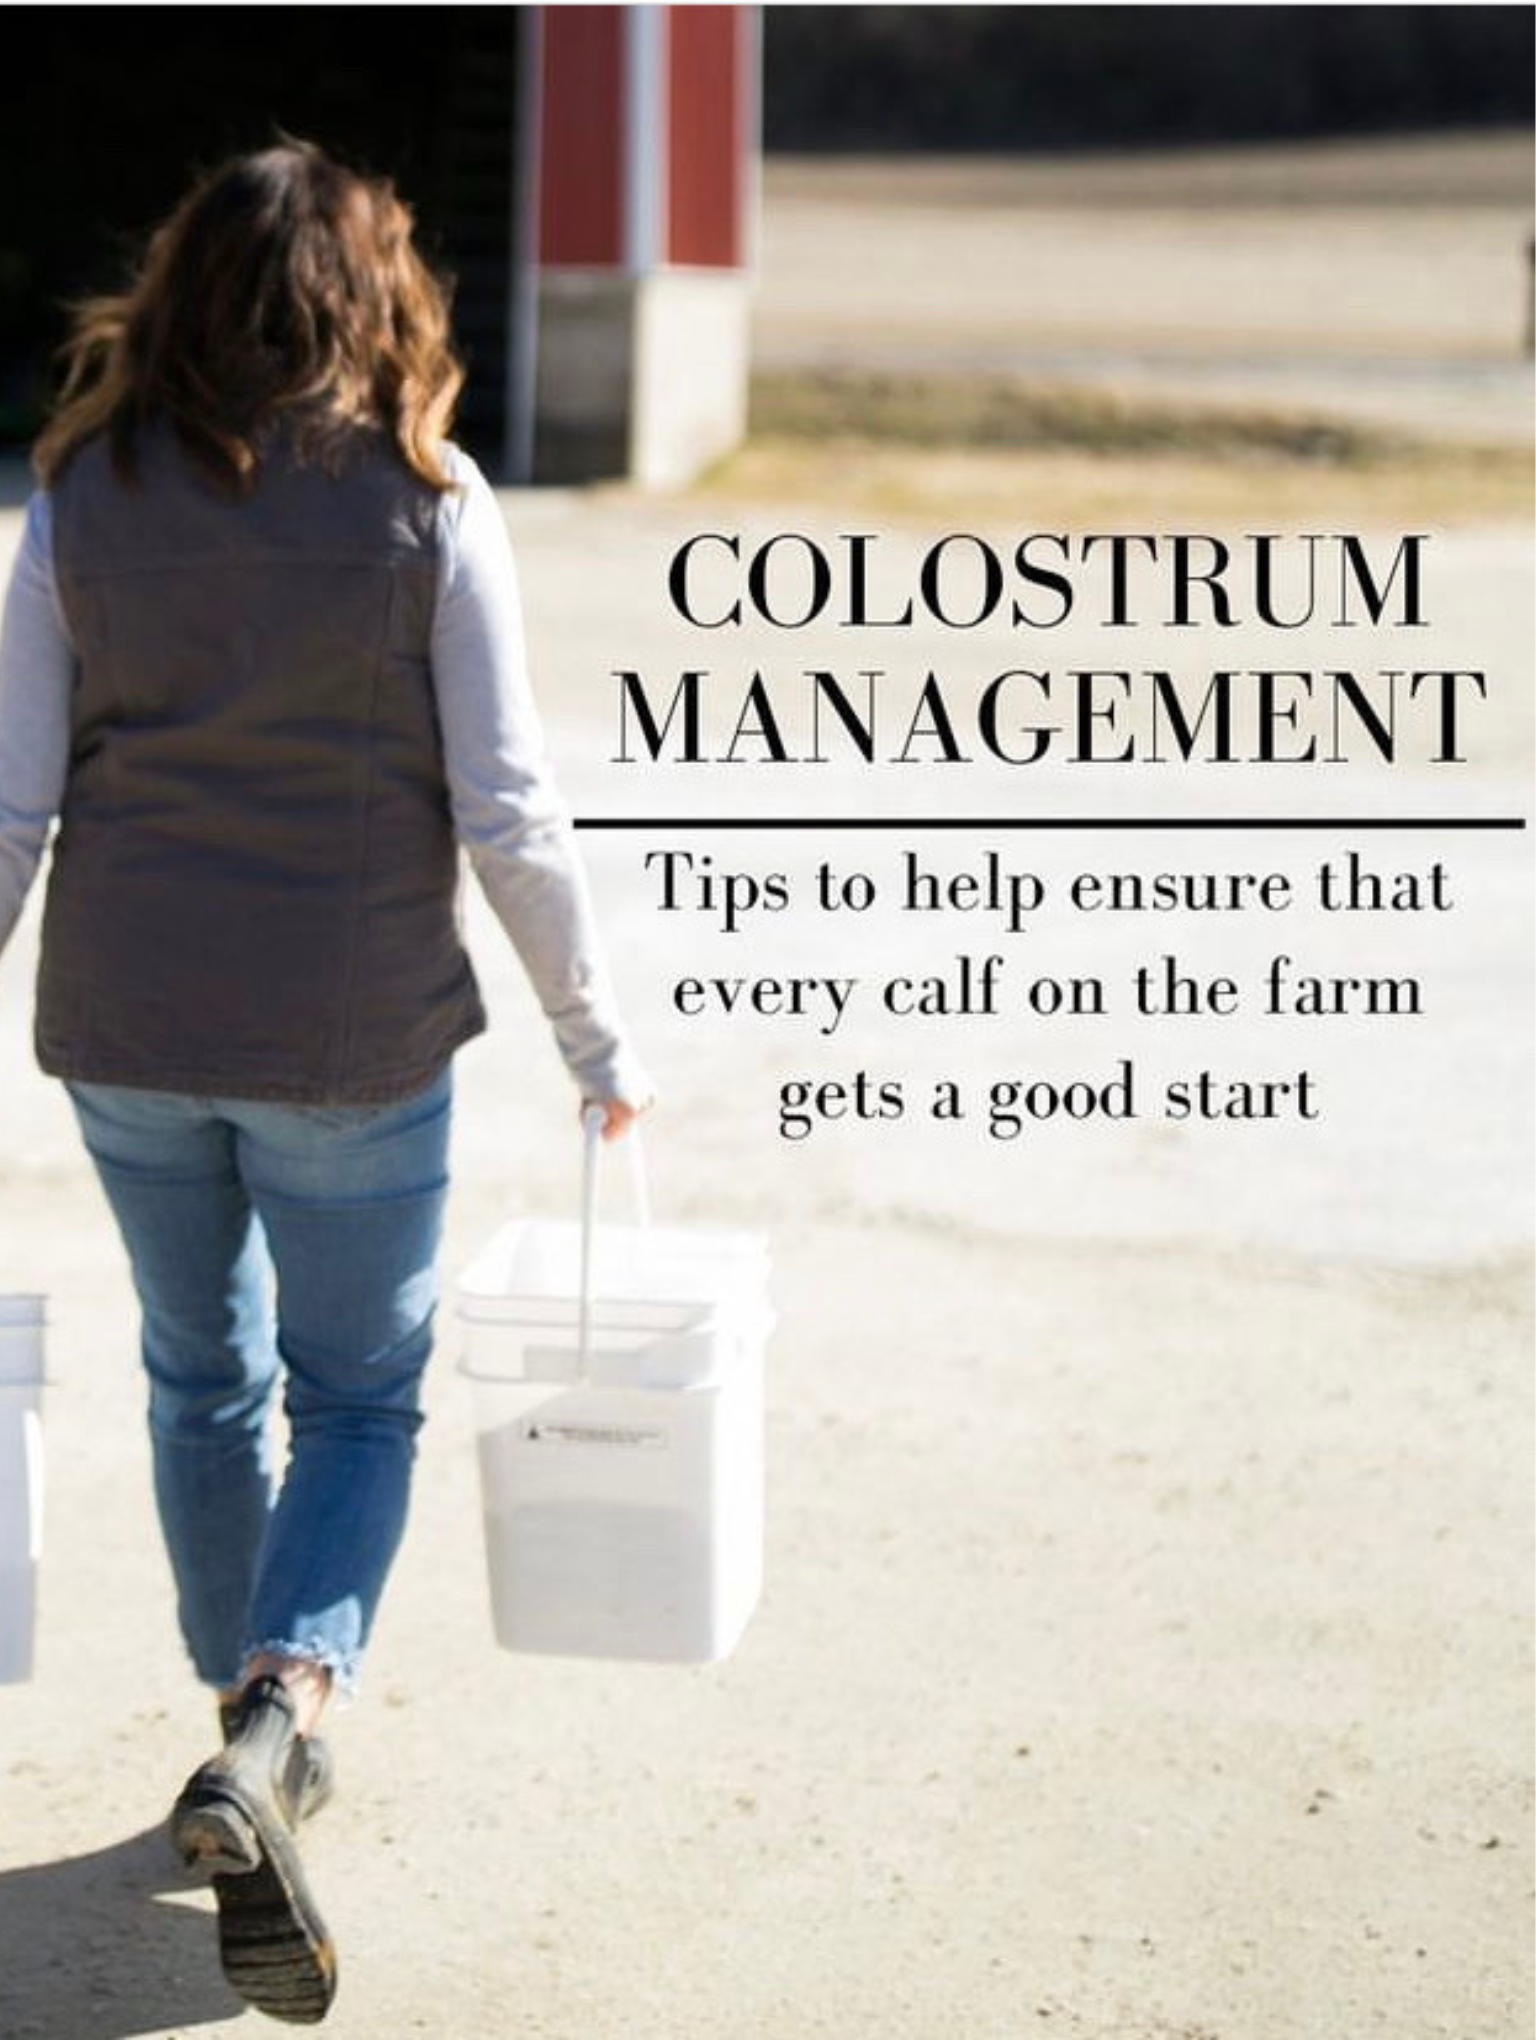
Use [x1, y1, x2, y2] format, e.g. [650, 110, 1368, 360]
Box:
[66, 1069, 453, 1697]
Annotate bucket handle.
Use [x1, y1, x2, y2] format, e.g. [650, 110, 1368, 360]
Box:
[578, 1106, 651, 1380]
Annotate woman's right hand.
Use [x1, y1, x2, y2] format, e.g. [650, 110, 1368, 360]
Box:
[583, 1095, 651, 1143]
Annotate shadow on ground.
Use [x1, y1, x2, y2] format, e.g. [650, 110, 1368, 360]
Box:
[0, 1826, 241, 2037]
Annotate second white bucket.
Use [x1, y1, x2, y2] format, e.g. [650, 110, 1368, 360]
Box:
[456, 1120, 769, 1664]
[0, 1295, 45, 1685]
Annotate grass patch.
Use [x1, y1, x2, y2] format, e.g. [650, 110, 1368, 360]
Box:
[748, 366, 1415, 465]
[692, 367, 1532, 526]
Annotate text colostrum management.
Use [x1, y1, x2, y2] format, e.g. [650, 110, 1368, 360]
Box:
[613, 531, 1486, 769]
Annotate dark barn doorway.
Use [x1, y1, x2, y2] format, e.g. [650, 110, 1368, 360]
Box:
[0, 9, 524, 469]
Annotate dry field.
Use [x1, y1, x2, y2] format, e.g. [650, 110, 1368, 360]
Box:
[714, 131, 1535, 526]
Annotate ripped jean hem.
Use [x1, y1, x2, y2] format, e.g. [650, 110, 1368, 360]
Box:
[235, 1637, 363, 1704]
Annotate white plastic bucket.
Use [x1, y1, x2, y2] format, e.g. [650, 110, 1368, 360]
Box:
[0, 1295, 45, 1684]
[456, 1120, 769, 1663]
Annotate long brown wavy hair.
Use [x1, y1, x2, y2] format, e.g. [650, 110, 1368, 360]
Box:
[33, 139, 464, 493]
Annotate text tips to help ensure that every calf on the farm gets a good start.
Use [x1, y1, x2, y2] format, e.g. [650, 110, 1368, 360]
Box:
[640, 847, 1456, 1142]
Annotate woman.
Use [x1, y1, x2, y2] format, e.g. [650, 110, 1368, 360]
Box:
[0, 140, 651, 2022]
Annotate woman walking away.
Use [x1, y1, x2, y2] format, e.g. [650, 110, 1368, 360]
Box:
[0, 140, 651, 2022]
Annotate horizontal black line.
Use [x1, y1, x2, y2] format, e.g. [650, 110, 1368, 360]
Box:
[573, 816, 1527, 832]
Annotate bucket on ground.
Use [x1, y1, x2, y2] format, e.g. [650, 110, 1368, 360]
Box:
[456, 1124, 769, 1664]
[0, 1295, 45, 1684]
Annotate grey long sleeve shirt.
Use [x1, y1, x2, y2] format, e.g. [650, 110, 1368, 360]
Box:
[0, 446, 650, 1106]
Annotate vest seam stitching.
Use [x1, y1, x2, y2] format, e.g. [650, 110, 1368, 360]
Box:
[59, 550, 437, 581]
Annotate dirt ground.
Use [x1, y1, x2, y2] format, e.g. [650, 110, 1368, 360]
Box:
[0, 137, 1531, 2040]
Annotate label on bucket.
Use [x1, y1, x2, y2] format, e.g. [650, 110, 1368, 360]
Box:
[520, 1418, 668, 1451]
